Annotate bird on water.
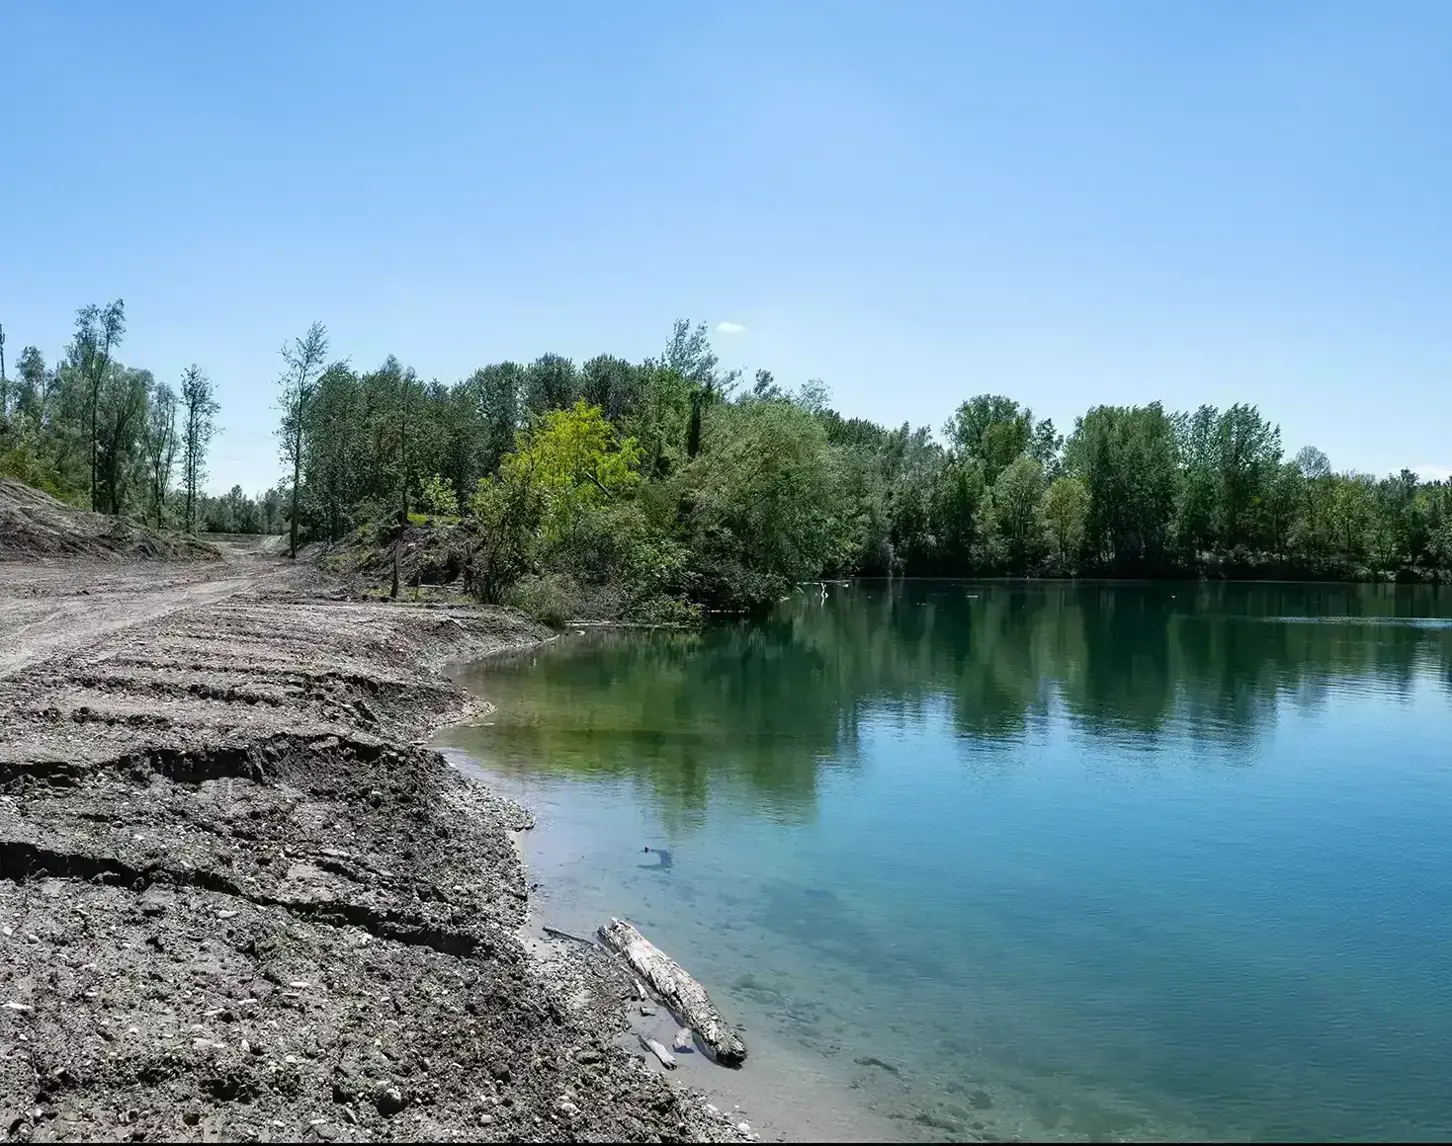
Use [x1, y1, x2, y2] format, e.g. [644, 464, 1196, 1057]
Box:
[643, 846, 673, 869]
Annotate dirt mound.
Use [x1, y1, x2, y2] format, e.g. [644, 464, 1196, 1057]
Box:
[323, 519, 466, 587]
[0, 478, 221, 562]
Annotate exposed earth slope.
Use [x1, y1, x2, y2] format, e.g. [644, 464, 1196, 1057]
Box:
[0, 508, 744, 1143]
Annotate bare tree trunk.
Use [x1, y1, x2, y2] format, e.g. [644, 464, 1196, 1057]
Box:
[289, 421, 302, 559]
[90, 390, 98, 512]
[390, 515, 402, 600]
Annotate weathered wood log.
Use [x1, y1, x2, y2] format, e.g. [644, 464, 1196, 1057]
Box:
[599, 918, 747, 1066]
[638, 1032, 676, 1069]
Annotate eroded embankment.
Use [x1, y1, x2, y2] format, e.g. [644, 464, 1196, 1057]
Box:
[0, 558, 745, 1143]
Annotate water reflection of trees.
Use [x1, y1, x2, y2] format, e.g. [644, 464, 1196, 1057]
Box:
[453, 581, 1452, 821]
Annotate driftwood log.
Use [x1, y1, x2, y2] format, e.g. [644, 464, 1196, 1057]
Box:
[598, 918, 747, 1066]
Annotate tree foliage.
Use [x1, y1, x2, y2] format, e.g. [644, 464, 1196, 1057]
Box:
[179, 366, 218, 533]
[6, 303, 1447, 623]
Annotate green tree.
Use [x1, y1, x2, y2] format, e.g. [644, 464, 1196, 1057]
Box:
[1066, 403, 1179, 568]
[141, 381, 178, 528]
[1328, 474, 1375, 565]
[304, 363, 363, 541]
[1214, 403, 1281, 551]
[991, 455, 1046, 568]
[1293, 446, 1333, 559]
[580, 354, 641, 423]
[682, 397, 839, 608]
[930, 456, 988, 570]
[470, 361, 525, 477]
[277, 322, 329, 557]
[1174, 405, 1219, 558]
[1029, 417, 1064, 478]
[503, 399, 642, 549]
[1041, 475, 1089, 568]
[94, 365, 150, 514]
[522, 353, 581, 417]
[944, 395, 1031, 486]
[1265, 462, 1302, 561]
[73, 299, 125, 512]
[179, 366, 219, 533]
[13, 346, 46, 424]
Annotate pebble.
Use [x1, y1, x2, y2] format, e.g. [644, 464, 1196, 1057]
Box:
[672, 1028, 694, 1053]
[738, 1121, 752, 1134]
[2, 1002, 32, 1012]
[217, 910, 239, 920]
[639, 1002, 655, 1017]
[375, 1085, 407, 1117]
[341, 1107, 358, 1126]
[289, 981, 311, 990]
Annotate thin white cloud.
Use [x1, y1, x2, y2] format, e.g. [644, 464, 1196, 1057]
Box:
[1415, 464, 1452, 483]
[715, 321, 746, 335]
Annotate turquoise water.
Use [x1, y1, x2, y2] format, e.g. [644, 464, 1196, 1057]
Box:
[437, 581, 1452, 1142]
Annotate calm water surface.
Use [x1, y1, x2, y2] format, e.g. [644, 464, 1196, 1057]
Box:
[436, 581, 1452, 1142]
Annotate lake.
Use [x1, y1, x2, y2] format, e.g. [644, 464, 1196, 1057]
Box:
[436, 580, 1452, 1142]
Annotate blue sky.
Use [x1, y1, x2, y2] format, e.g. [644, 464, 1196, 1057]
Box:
[4, 0, 1449, 494]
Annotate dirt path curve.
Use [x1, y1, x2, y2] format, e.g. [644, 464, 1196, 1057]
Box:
[0, 568, 277, 679]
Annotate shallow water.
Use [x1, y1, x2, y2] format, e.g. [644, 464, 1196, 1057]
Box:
[436, 580, 1452, 1142]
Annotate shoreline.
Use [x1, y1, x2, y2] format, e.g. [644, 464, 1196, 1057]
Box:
[439, 741, 907, 1146]
[433, 635, 905, 1144]
[0, 553, 754, 1142]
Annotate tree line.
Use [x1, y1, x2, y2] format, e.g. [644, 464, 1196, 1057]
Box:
[0, 301, 289, 534]
[4, 306, 1449, 614]
[269, 317, 1452, 618]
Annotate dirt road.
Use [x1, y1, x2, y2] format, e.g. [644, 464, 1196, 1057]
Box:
[0, 549, 741, 1143]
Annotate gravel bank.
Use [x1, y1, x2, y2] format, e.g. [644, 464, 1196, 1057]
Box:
[0, 549, 750, 1143]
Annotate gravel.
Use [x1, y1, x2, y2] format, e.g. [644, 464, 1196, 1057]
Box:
[0, 532, 746, 1143]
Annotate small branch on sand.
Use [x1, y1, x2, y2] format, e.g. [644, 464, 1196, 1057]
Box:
[599, 917, 747, 1066]
[542, 925, 597, 947]
[638, 1032, 677, 1070]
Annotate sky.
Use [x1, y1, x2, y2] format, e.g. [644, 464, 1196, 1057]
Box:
[3, 0, 1450, 494]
